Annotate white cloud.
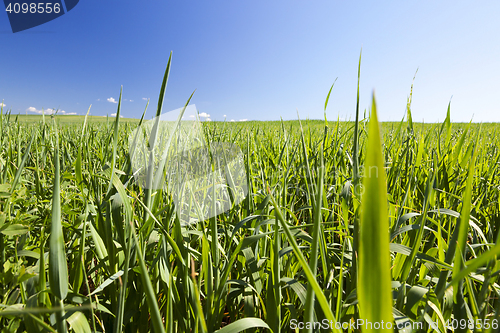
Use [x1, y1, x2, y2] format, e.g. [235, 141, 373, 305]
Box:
[0, 103, 6, 107]
[124, 99, 128, 102]
[111, 113, 123, 118]
[205, 118, 212, 122]
[223, 114, 227, 118]
[129, 100, 134, 102]
[97, 99, 100, 101]
[26, 107, 76, 115]
[189, 115, 195, 118]
[239, 119, 248, 122]
[142, 97, 148, 101]
[198, 112, 210, 118]
[230, 119, 235, 122]
[107, 97, 117, 103]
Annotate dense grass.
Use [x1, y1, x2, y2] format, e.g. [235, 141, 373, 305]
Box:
[2, 65, 500, 332]
[10, 114, 140, 124]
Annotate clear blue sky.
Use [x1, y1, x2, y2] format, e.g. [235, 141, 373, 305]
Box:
[1, 0, 499, 122]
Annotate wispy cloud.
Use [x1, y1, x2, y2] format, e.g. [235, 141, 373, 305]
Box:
[107, 97, 117, 103]
[129, 100, 134, 102]
[111, 113, 123, 118]
[97, 99, 100, 101]
[26, 107, 77, 115]
[239, 119, 248, 122]
[198, 112, 210, 118]
[0, 103, 5, 108]
[142, 97, 148, 101]
[223, 114, 227, 118]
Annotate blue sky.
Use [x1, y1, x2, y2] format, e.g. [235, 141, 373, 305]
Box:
[1, 0, 499, 121]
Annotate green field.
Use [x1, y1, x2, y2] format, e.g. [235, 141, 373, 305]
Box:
[1, 65, 500, 333]
[9, 114, 141, 125]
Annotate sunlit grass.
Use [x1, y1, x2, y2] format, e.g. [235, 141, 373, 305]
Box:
[1, 60, 500, 332]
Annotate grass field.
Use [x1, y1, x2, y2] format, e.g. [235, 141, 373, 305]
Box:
[10, 114, 141, 125]
[1, 60, 500, 333]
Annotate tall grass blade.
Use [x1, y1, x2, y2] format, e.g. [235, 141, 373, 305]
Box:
[350, 49, 362, 294]
[48, 120, 68, 333]
[303, 144, 324, 332]
[357, 95, 393, 331]
[130, 221, 166, 333]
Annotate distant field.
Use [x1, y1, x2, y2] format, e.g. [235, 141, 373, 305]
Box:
[7, 114, 141, 124]
[5, 113, 494, 130]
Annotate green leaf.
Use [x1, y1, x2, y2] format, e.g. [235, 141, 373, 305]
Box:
[213, 318, 271, 333]
[131, 223, 166, 333]
[357, 95, 393, 331]
[105, 86, 122, 196]
[324, 78, 337, 111]
[303, 144, 325, 332]
[0, 224, 29, 236]
[10, 130, 35, 194]
[89, 270, 125, 296]
[67, 311, 91, 333]
[48, 125, 69, 302]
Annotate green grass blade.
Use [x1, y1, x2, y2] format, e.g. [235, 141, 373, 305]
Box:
[156, 52, 173, 117]
[10, 131, 35, 194]
[130, 221, 166, 333]
[324, 78, 338, 112]
[357, 95, 393, 331]
[213, 318, 271, 333]
[75, 105, 91, 187]
[269, 191, 341, 333]
[303, 144, 324, 332]
[453, 140, 478, 279]
[48, 121, 68, 333]
[105, 86, 122, 195]
[350, 49, 362, 294]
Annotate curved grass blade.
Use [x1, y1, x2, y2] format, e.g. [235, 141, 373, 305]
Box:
[324, 78, 338, 112]
[213, 318, 271, 333]
[67, 311, 91, 333]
